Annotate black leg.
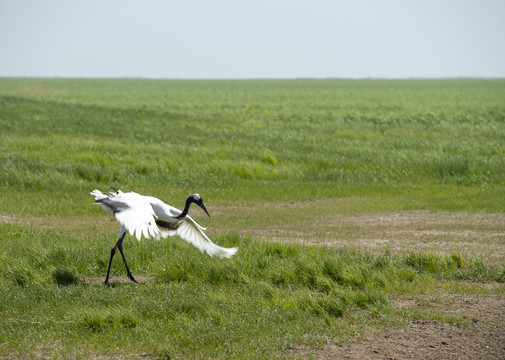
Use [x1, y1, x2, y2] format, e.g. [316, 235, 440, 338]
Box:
[104, 245, 117, 285]
[117, 241, 138, 283]
[104, 232, 126, 285]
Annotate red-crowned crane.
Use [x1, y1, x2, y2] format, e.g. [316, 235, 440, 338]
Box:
[90, 189, 238, 285]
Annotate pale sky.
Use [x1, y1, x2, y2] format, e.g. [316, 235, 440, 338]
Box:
[1, 0, 504, 79]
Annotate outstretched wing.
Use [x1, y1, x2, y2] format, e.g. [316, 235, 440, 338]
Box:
[91, 189, 160, 241]
[146, 196, 238, 258]
[161, 220, 238, 258]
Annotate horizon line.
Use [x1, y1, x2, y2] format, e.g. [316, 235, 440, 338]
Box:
[1, 75, 504, 81]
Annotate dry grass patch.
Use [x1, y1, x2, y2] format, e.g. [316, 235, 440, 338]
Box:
[210, 201, 505, 263]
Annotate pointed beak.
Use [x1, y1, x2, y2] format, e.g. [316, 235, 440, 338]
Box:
[199, 202, 211, 217]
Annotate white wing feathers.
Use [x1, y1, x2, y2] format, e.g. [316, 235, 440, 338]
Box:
[115, 206, 159, 241]
[91, 190, 238, 258]
[91, 189, 160, 241]
[160, 221, 238, 258]
[146, 196, 238, 259]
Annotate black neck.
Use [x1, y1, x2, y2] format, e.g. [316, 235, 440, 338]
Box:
[176, 196, 194, 219]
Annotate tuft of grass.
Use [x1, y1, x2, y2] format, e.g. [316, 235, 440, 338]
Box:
[458, 259, 505, 283]
[7, 266, 36, 287]
[78, 308, 138, 331]
[448, 252, 467, 269]
[260, 150, 278, 166]
[52, 268, 80, 286]
[404, 252, 473, 275]
[433, 157, 470, 179]
[404, 252, 443, 273]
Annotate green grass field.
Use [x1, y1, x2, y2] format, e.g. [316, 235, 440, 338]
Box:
[1, 78, 504, 358]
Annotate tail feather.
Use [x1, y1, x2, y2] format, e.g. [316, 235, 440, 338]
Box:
[90, 189, 108, 200]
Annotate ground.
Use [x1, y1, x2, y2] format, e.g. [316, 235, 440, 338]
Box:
[212, 202, 505, 359]
[291, 294, 505, 359]
[211, 202, 505, 264]
[3, 203, 505, 359]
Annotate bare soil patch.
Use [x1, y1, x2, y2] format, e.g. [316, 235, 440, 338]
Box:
[292, 295, 505, 359]
[211, 202, 505, 263]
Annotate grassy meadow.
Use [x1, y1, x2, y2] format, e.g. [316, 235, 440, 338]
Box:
[1, 78, 504, 358]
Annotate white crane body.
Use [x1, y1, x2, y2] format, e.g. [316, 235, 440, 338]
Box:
[90, 189, 238, 284]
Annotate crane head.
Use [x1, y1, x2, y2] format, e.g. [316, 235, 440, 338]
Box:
[191, 194, 211, 217]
